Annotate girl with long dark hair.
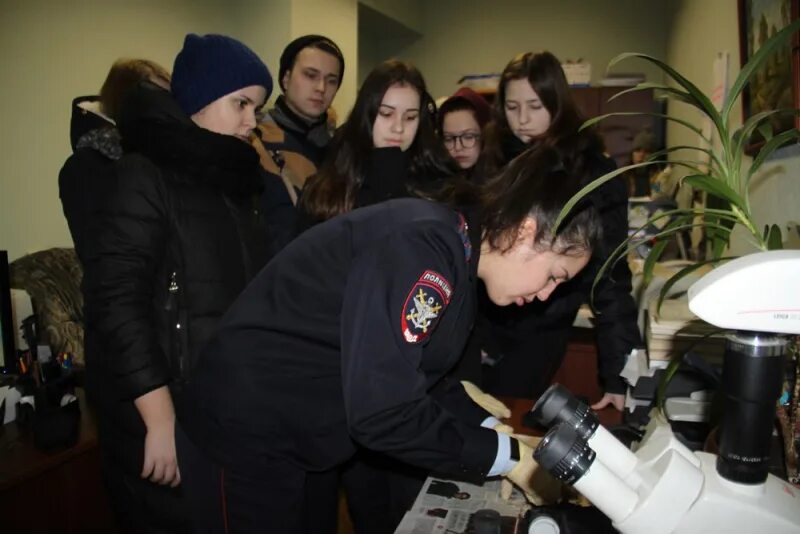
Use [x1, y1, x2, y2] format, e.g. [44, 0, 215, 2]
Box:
[478, 51, 642, 411]
[299, 59, 460, 227]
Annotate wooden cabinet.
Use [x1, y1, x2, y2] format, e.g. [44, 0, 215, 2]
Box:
[0, 389, 120, 533]
[571, 86, 664, 168]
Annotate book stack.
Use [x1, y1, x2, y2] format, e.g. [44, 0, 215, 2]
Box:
[561, 61, 591, 87]
[456, 73, 500, 94]
[599, 72, 645, 87]
[645, 297, 726, 364]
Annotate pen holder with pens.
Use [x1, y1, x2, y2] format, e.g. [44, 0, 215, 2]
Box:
[16, 359, 81, 452]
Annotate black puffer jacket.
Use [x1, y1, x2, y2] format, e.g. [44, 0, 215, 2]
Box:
[58, 96, 122, 264]
[82, 82, 272, 473]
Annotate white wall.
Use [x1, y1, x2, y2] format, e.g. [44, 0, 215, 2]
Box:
[371, 0, 673, 99]
[0, 1, 247, 261]
[235, 0, 292, 104]
[290, 0, 358, 118]
[358, 0, 423, 34]
[665, 0, 800, 254]
[0, 0, 300, 261]
[357, 2, 422, 88]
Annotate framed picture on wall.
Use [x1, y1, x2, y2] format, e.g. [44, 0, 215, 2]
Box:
[737, 0, 800, 154]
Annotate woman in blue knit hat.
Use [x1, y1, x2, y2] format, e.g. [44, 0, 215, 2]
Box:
[81, 33, 273, 534]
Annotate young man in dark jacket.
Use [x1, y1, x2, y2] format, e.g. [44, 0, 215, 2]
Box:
[82, 34, 273, 534]
[252, 34, 344, 251]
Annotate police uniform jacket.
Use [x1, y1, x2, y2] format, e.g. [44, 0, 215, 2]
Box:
[180, 198, 499, 480]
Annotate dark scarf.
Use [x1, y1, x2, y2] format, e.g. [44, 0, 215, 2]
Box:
[118, 82, 263, 199]
[269, 95, 331, 150]
[500, 131, 531, 163]
[355, 147, 411, 207]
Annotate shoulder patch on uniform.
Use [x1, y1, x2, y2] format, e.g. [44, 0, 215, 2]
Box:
[401, 270, 452, 344]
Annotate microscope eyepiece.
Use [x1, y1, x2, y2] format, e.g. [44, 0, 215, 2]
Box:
[534, 424, 596, 485]
[531, 384, 599, 440]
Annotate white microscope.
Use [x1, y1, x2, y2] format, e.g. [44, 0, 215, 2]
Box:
[530, 250, 800, 533]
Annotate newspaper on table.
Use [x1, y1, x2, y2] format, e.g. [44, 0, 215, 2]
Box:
[394, 475, 531, 534]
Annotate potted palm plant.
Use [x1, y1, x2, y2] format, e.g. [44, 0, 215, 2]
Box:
[554, 18, 800, 483]
[556, 18, 800, 305]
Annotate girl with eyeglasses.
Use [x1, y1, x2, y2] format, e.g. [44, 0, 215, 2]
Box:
[438, 87, 492, 178]
[476, 51, 642, 413]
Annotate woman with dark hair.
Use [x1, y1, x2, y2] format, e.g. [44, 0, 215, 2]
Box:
[175, 144, 602, 534]
[438, 87, 491, 177]
[478, 51, 642, 411]
[299, 59, 459, 227]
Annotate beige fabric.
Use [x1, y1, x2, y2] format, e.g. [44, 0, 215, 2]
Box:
[9, 248, 84, 364]
[252, 123, 318, 206]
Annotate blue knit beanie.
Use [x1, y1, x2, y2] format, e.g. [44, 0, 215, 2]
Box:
[172, 33, 273, 116]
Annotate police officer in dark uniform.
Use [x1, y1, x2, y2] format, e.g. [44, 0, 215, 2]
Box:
[175, 146, 602, 534]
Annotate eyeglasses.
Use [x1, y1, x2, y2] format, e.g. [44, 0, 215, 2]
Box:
[443, 132, 481, 149]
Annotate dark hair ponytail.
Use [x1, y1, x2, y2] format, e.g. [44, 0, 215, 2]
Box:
[481, 145, 601, 255]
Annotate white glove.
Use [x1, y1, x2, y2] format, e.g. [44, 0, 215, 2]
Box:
[504, 434, 564, 506]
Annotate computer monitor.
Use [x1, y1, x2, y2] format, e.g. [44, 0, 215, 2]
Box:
[0, 250, 16, 374]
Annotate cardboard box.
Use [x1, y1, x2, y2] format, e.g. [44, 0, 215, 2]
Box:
[561, 62, 591, 86]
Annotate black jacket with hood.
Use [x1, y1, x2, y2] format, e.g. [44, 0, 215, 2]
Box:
[82, 82, 272, 473]
[58, 96, 123, 264]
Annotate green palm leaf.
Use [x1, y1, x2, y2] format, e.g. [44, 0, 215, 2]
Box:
[647, 145, 723, 173]
[553, 161, 657, 231]
[682, 175, 747, 213]
[607, 82, 695, 107]
[581, 112, 708, 140]
[765, 224, 783, 250]
[608, 52, 725, 137]
[656, 257, 736, 311]
[734, 109, 797, 175]
[749, 130, 800, 180]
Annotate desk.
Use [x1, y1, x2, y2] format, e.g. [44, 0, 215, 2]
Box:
[0, 388, 119, 533]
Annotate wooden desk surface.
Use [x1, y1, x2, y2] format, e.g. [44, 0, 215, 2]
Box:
[0, 388, 99, 491]
[0, 387, 119, 533]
